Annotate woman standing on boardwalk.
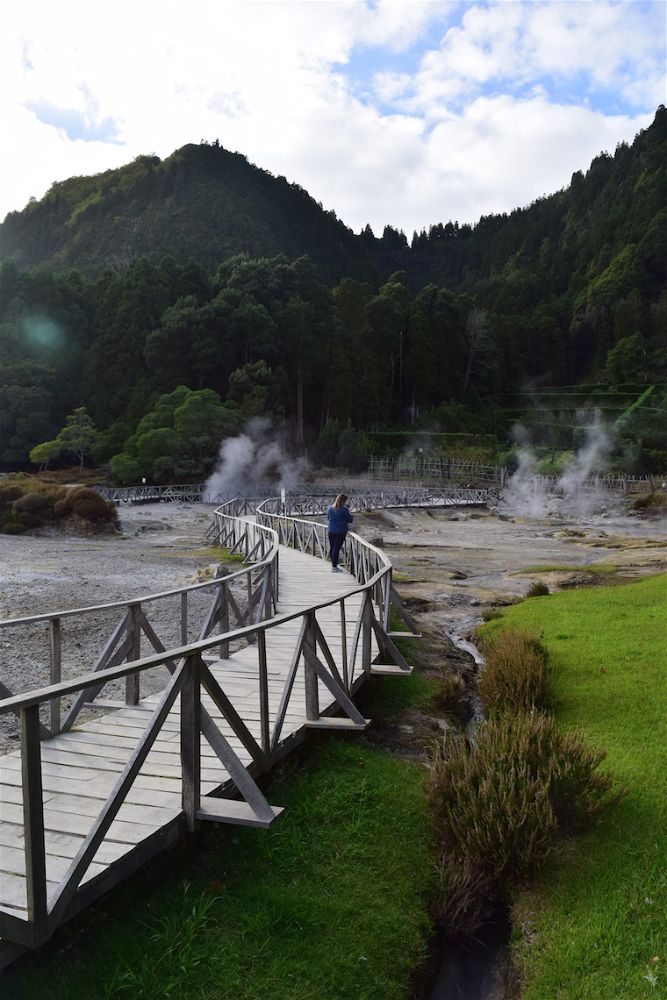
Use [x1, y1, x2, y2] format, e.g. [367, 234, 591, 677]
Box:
[327, 494, 353, 572]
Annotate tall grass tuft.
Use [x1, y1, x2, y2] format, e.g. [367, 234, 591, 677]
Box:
[478, 629, 551, 715]
[430, 713, 621, 893]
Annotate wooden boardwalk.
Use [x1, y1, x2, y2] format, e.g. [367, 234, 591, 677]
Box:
[0, 545, 383, 950]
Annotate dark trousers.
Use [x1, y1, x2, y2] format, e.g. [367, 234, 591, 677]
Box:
[328, 531, 346, 568]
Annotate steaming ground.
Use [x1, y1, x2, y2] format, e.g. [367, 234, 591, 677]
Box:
[351, 497, 667, 647]
[1, 497, 665, 752]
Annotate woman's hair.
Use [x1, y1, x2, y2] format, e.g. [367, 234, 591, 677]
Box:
[333, 493, 348, 508]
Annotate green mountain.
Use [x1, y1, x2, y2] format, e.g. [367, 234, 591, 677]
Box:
[0, 143, 377, 283]
[0, 107, 665, 474]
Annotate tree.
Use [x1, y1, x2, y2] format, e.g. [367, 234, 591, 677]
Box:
[462, 307, 496, 395]
[173, 389, 239, 468]
[312, 418, 340, 467]
[56, 407, 99, 471]
[604, 332, 647, 384]
[29, 439, 62, 471]
[227, 361, 287, 422]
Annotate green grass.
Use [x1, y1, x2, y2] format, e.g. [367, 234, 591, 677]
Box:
[6, 740, 434, 1000]
[480, 573, 667, 999]
[365, 666, 441, 720]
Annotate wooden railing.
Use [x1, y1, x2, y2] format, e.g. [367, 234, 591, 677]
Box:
[0, 498, 416, 949]
[255, 497, 422, 645]
[369, 455, 667, 494]
[0, 503, 278, 742]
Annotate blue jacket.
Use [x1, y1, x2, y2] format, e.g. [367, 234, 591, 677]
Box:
[327, 504, 353, 534]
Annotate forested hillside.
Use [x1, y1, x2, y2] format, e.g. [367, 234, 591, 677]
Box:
[0, 107, 664, 478]
[0, 144, 377, 284]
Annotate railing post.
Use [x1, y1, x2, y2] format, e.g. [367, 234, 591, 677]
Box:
[180, 592, 188, 645]
[181, 654, 201, 833]
[362, 595, 372, 676]
[21, 704, 48, 943]
[339, 599, 349, 691]
[257, 631, 270, 759]
[49, 617, 62, 735]
[220, 581, 230, 658]
[264, 567, 272, 621]
[383, 571, 392, 631]
[304, 613, 319, 720]
[125, 603, 141, 705]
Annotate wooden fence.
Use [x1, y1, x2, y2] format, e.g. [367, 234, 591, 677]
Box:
[368, 455, 666, 494]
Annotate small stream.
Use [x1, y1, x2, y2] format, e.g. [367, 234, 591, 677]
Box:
[428, 908, 511, 1000]
[426, 627, 511, 1000]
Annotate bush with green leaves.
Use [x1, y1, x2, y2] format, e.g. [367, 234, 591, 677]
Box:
[109, 385, 239, 484]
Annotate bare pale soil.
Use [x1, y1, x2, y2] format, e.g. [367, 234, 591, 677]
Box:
[0, 503, 219, 750]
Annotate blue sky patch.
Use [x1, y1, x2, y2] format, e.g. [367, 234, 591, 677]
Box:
[25, 98, 121, 144]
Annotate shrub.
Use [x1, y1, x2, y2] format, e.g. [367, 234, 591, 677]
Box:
[0, 483, 23, 510]
[12, 491, 58, 529]
[2, 519, 25, 534]
[430, 719, 555, 886]
[481, 607, 502, 622]
[436, 858, 497, 941]
[56, 486, 118, 525]
[434, 671, 473, 724]
[478, 629, 550, 716]
[632, 492, 667, 510]
[526, 580, 550, 597]
[0, 479, 117, 534]
[429, 712, 620, 891]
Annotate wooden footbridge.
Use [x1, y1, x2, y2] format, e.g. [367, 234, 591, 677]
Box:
[0, 490, 486, 962]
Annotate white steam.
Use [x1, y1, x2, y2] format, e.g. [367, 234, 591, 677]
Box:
[504, 413, 614, 518]
[204, 418, 308, 500]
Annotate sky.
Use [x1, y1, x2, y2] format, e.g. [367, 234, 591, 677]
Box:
[1, 0, 665, 236]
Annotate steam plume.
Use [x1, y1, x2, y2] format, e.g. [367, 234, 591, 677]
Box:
[204, 418, 308, 500]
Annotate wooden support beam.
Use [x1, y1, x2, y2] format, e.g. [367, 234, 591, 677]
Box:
[21, 704, 48, 945]
[304, 717, 369, 732]
[370, 664, 413, 676]
[196, 799, 284, 829]
[181, 655, 201, 833]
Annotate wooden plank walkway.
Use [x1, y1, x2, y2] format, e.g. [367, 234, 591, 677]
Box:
[0, 546, 376, 933]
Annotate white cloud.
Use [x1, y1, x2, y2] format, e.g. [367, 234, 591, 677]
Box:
[0, 0, 663, 237]
[382, 0, 666, 116]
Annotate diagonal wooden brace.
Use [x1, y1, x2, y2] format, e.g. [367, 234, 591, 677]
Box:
[302, 640, 369, 727]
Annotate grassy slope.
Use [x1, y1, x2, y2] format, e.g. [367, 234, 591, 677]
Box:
[6, 732, 435, 1000]
[481, 574, 666, 999]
